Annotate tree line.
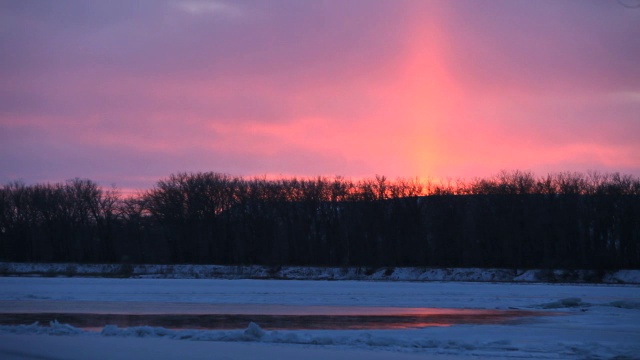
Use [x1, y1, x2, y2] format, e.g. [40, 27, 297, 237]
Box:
[1, 171, 639, 269]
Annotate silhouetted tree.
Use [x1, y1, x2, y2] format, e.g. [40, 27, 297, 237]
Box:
[1, 171, 638, 269]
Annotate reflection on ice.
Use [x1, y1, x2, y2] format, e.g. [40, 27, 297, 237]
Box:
[0, 303, 550, 330]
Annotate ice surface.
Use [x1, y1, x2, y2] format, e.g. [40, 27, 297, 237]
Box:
[0, 333, 460, 360]
[0, 277, 639, 359]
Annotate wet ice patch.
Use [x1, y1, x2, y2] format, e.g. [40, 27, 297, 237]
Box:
[537, 298, 588, 309]
[24, 294, 50, 300]
[609, 301, 640, 310]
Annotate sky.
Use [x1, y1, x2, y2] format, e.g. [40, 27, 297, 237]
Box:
[1, 0, 639, 191]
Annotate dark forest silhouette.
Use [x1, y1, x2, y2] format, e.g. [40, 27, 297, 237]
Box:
[1, 171, 639, 269]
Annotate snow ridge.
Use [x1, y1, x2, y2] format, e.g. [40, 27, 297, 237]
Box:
[0, 321, 634, 359]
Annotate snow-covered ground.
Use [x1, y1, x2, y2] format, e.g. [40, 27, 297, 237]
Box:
[1, 277, 639, 359]
[2, 262, 639, 283]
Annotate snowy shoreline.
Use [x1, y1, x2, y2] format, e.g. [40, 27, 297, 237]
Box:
[1, 262, 638, 284]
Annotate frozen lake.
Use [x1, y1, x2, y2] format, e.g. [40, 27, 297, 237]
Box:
[0, 277, 639, 359]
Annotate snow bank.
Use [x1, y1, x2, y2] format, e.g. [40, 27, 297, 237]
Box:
[1, 320, 637, 359]
[602, 269, 640, 284]
[1, 262, 638, 283]
[0, 321, 83, 336]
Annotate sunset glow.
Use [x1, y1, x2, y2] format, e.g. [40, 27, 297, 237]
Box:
[1, 0, 639, 190]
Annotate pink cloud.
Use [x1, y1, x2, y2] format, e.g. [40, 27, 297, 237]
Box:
[1, 1, 639, 189]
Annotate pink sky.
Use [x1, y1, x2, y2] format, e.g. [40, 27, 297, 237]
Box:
[1, 0, 639, 190]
